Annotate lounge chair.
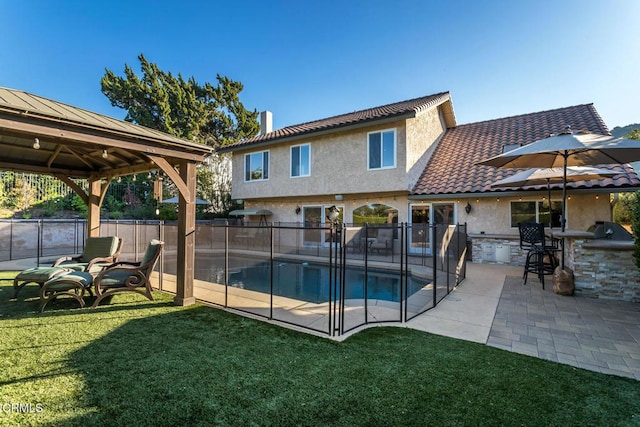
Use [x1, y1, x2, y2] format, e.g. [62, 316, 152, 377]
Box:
[369, 228, 394, 255]
[92, 239, 164, 307]
[52, 236, 122, 273]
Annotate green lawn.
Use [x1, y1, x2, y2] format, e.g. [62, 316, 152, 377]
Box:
[1, 271, 639, 427]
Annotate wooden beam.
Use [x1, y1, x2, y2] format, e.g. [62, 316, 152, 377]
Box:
[93, 162, 155, 182]
[47, 145, 63, 168]
[0, 161, 90, 177]
[54, 174, 88, 204]
[148, 155, 191, 202]
[65, 146, 96, 169]
[0, 115, 210, 161]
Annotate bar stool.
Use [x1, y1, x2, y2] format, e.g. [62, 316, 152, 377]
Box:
[518, 222, 559, 289]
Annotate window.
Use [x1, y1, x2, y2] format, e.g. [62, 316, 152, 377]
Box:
[245, 151, 269, 181]
[510, 201, 563, 228]
[290, 144, 310, 177]
[353, 203, 398, 225]
[368, 129, 396, 170]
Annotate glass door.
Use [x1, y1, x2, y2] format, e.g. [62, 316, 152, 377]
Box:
[302, 206, 322, 245]
[410, 205, 430, 254]
[410, 203, 455, 255]
[433, 203, 455, 226]
[302, 205, 344, 246]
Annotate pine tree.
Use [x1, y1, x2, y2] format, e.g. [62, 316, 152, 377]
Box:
[101, 54, 259, 215]
[101, 54, 259, 148]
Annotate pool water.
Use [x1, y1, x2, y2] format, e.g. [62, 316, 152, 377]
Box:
[204, 259, 425, 304]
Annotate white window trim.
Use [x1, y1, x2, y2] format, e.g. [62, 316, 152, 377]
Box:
[367, 128, 397, 170]
[244, 150, 270, 182]
[290, 143, 311, 178]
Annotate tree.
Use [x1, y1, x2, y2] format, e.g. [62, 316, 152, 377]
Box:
[612, 129, 640, 225]
[101, 54, 259, 216]
[101, 54, 259, 148]
[627, 129, 640, 141]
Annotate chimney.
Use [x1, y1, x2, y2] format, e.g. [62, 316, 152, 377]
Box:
[260, 110, 273, 135]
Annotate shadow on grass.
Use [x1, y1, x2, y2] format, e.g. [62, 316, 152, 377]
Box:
[2, 273, 640, 426]
[58, 307, 640, 425]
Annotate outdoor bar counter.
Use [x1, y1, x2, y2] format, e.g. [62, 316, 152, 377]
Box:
[470, 231, 640, 302]
[551, 230, 640, 301]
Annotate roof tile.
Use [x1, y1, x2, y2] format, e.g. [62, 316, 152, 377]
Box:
[411, 104, 640, 195]
[223, 92, 451, 150]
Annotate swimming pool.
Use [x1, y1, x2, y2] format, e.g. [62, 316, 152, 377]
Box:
[198, 257, 426, 304]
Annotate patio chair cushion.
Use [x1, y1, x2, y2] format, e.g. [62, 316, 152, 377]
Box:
[13, 266, 74, 299]
[96, 270, 138, 289]
[43, 271, 94, 290]
[15, 267, 72, 283]
[53, 236, 122, 273]
[140, 239, 163, 266]
[80, 237, 120, 262]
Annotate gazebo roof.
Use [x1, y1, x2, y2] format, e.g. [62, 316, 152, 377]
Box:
[0, 87, 212, 179]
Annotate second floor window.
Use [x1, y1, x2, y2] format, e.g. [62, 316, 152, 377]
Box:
[368, 129, 396, 170]
[291, 144, 310, 177]
[245, 151, 269, 181]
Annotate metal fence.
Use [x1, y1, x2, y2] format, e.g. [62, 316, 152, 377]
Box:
[3, 219, 468, 337]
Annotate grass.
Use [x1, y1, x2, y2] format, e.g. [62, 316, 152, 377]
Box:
[1, 272, 639, 426]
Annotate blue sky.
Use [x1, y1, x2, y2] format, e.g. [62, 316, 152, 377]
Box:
[1, 1, 639, 131]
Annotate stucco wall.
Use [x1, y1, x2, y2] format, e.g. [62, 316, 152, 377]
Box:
[405, 106, 447, 189]
[231, 122, 406, 200]
[454, 193, 611, 236]
[243, 195, 409, 224]
[231, 109, 446, 201]
[245, 192, 611, 235]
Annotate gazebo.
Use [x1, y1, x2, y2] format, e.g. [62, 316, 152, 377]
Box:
[0, 87, 212, 306]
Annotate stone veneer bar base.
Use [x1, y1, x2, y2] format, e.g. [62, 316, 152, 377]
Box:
[470, 232, 640, 302]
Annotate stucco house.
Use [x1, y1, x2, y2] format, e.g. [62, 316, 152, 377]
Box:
[219, 92, 640, 260]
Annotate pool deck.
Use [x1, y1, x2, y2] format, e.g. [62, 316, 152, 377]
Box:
[4, 257, 639, 381]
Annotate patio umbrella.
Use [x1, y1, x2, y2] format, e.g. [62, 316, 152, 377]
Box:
[478, 130, 640, 269]
[491, 166, 620, 228]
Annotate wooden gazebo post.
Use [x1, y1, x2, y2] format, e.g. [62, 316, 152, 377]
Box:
[175, 160, 197, 306]
[87, 178, 102, 237]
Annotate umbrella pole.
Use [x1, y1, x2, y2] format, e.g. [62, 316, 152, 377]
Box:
[561, 153, 568, 270]
[547, 178, 552, 229]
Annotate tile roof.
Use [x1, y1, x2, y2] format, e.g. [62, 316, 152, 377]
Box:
[221, 92, 452, 151]
[0, 87, 208, 150]
[412, 104, 640, 195]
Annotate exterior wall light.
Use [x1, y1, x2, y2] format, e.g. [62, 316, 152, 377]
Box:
[295, 206, 301, 215]
[465, 202, 472, 214]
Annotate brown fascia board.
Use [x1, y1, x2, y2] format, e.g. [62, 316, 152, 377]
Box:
[218, 93, 454, 154]
[217, 112, 417, 154]
[408, 186, 640, 200]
